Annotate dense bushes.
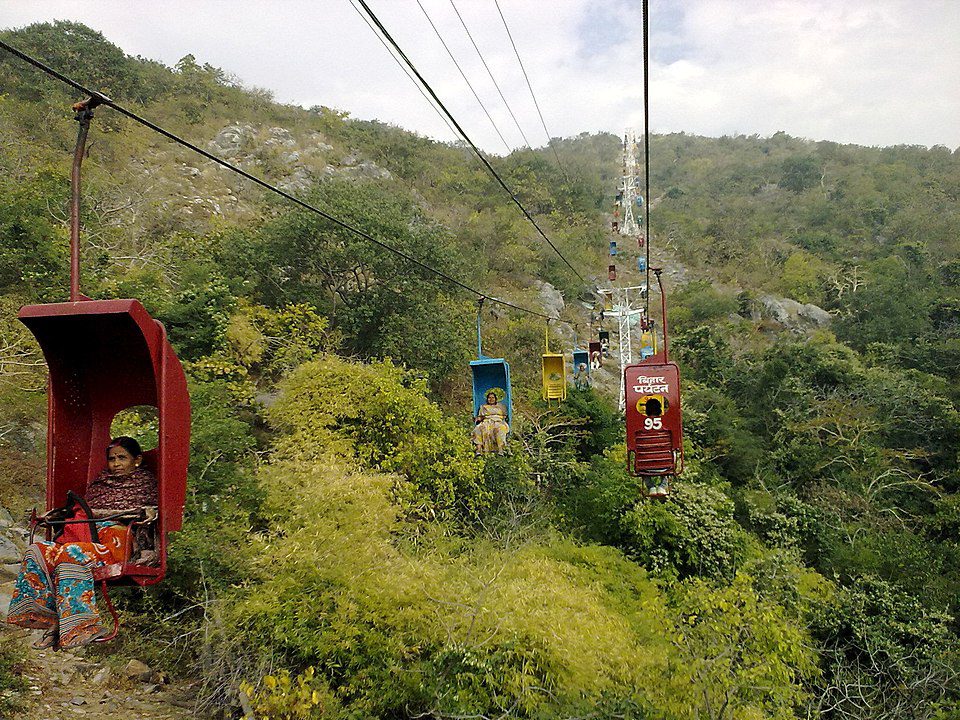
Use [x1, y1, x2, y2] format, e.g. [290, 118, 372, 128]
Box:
[219, 361, 819, 719]
[1, 20, 958, 719]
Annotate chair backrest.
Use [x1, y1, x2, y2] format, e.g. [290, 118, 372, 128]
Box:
[470, 356, 512, 427]
[572, 349, 590, 374]
[541, 353, 567, 402]
[624, 356, 683, 477]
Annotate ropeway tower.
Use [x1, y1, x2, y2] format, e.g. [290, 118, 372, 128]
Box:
[619, 130, 642, 237]
[599, 285, 647, 412]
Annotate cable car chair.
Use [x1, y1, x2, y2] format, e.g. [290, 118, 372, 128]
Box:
[541, 326, 566, 404]
[598, 329, 611, 358]
[572, 349, 590, 375]
[609, 240, 618, 256]
[588, 340, 603, 369]
[639, 329, 657, 359]
[608, 265, 617, 281]
[24, 97, 190, 641]
[470, 300, 512, 429]
[624, 270, 682, 498]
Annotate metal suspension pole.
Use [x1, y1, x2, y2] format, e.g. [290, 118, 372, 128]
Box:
[476, 298, 485, 357]
[70, 97, 100, 301]
[655, 269, 669, 362]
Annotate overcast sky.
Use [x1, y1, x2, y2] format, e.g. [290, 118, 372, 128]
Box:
[2, 0, 958, 153]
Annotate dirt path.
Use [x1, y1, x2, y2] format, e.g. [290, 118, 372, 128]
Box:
[2, 564, 202, 719]
[3, 625, 200, 719]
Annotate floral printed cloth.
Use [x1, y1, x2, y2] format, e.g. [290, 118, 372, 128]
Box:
[6, 522, 128, 649]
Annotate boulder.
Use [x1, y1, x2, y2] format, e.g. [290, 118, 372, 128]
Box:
[535, 281, 565, 317]
[123, 659, 153, 682]
[0, 535, 20, 564]
[207, 124, 256, 158]
[0, 506, 12, 529]
[268, 127, 296, 147]
[759, 294, 832, 333]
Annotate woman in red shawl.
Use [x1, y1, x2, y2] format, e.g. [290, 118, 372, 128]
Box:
[6, 436, 157, 649]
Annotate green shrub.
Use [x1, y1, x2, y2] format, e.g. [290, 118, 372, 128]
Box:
[269, 355, 488, 520]
[621, 482, 749, 579]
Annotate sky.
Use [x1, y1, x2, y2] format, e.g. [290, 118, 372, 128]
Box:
[1, 0, 958, 153]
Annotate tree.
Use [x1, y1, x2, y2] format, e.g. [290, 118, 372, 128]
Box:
[778, 155, 822, 193]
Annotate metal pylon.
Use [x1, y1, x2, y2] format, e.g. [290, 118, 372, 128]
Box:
[607, 285, 646, 411]
[619, 130, 642, 237]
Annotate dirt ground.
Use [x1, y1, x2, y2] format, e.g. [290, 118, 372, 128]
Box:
[2, 559, 204, 720]
[3, 624, 201, 719]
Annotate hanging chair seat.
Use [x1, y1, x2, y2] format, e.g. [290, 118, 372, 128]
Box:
[19, 298, 190, 587]
[541, 353, 566, 402]
[470, 355, 512, 427]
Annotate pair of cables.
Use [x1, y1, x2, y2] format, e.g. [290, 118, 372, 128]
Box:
[351, 0, 585, 285]
[0, 39, 558, 321]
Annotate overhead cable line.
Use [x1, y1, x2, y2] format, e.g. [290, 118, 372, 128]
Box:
[414, 0, 513, 154]
[347, 0, 462, 143]
[0, 39, 555, 321]
[642, 0, 652, 318]
[493, 0, 568, 178]
[448, 0, 532, 150]
[354, 0, 588, 285]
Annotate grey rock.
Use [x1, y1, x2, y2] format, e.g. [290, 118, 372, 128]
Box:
[123, 659, 152, 681]
[798, 302, 832, 326]
[268, 126, 296, 146]
[535, 281, 565, 317]
[307, 132, 334, 152]
[759, 294, 832, 332]
[278, 168, 312, 194]
[207, 123, 256, 157]
[0, 506, 13, 529]
[0, 535, 20, 564]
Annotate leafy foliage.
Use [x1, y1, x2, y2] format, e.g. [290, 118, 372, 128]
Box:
[0, 20, 958, 720]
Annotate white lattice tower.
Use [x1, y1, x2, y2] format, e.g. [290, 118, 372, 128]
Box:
[609, 285, 646, 411]
[619, 130, 642, 237]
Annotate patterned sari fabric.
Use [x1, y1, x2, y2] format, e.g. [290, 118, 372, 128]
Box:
[6, 523, 128, 649]
[472, 402, 510, 454]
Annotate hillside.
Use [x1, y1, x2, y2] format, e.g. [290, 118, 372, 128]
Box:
[1, 21, 959, 720]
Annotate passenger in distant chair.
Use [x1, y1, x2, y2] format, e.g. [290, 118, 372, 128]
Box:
[472, 392, 510, 455]
[6, 436, 157, 650]
[590, 350, 602, 370]
[574, 362, 590, 390]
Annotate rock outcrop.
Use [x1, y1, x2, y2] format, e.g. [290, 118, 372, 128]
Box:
[758, 294, 832, 332]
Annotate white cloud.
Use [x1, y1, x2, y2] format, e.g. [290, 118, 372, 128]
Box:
[1, 0, 957, 150]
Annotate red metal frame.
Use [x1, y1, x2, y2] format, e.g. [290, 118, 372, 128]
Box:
[624, 354, 683, 478]
[19, 299, 190, 586]
[624, 268, 683, 489]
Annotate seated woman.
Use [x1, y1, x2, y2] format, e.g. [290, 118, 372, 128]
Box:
[6, 436, 157, 650]
[472, 392, 510, 455]
[574, 362, 591, 391]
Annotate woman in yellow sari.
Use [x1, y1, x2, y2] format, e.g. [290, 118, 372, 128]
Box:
[472, 392, 509, 455]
